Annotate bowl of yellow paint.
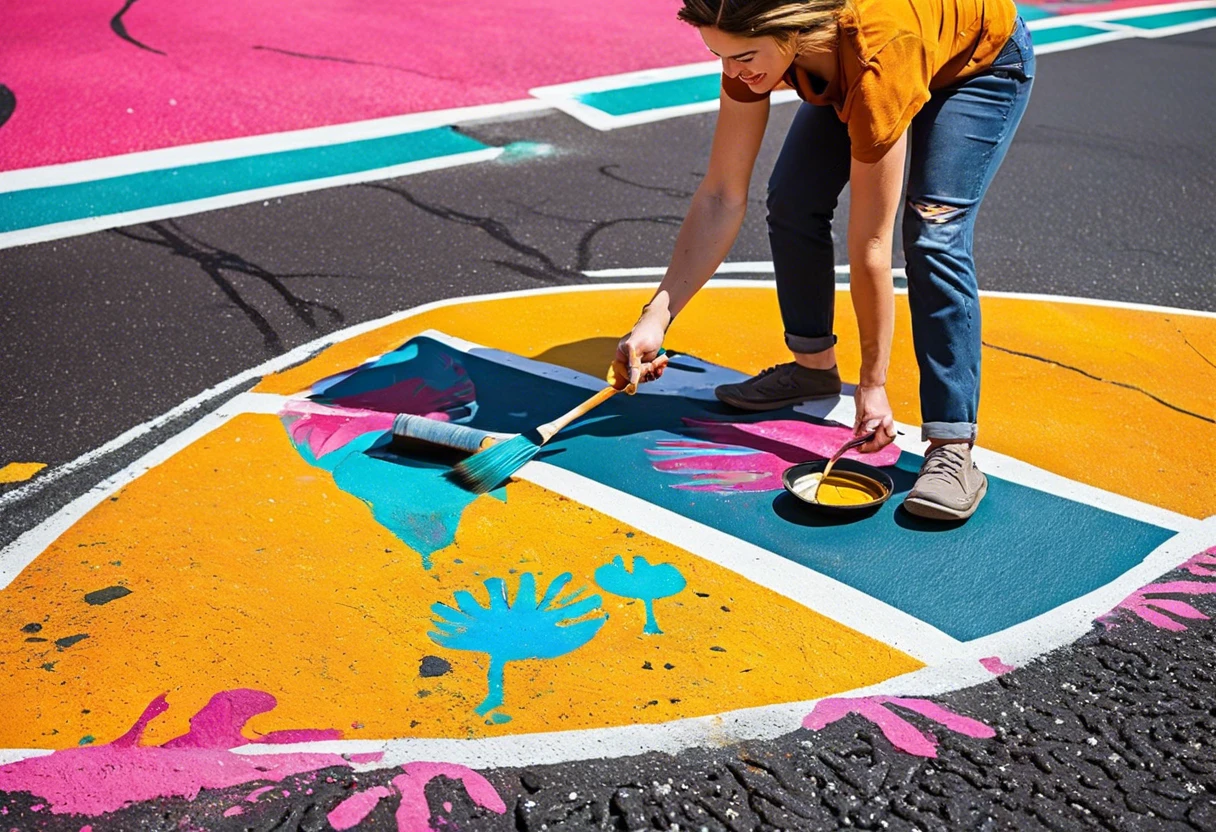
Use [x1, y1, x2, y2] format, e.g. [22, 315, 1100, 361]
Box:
[781, 458, 894, 516]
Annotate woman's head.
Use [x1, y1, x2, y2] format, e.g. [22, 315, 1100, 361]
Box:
[678, 0, 846, 92]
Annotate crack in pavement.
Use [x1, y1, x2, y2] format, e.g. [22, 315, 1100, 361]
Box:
[110, 0, 166, 56]
[251, 46, 456, 81]
[982, 340, 1215, 425]
[112, 220, 346, 354]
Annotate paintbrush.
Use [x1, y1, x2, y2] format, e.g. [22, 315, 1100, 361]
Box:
[450, 385, 625, 493]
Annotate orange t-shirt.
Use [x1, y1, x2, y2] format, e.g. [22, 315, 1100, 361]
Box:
[723, 0, 1018, 162]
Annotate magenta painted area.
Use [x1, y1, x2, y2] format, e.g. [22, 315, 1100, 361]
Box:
[1100, 577, 1216, 632]
[349, 752, 387, 764]
[283, 402, 397, 459]
[647, 418, 902, 492]
[804, 696, 994, 758]
[980, 656, 1016, 675]
[223, 806, 244, 817]
[394, 763, 507, 831]
[245, 785, 276, 802]
[1180, 547, 1216, 577]
[0, 689, 350, 816]
[328, 785, 395, 830]
[4, 0, 706, 171]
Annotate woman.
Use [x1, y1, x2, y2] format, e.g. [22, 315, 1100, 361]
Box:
[615, 0, 1035, 520]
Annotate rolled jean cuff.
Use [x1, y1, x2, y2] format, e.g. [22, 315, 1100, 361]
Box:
[785, 332, 837, 354]
[921, 421, 977, 442]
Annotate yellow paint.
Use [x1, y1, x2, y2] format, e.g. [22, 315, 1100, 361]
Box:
[791, 473, 882, 506]
[0, 414, 919, 750]
[257, 287, 1216, 517]
[0, 462, 47, 483]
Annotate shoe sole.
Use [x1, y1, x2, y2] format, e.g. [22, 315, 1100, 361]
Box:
[714, 389, 842, 412]
[902, 475, 989, 521]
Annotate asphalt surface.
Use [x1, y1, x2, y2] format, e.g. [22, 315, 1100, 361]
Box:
[2, 26, 1215, 832]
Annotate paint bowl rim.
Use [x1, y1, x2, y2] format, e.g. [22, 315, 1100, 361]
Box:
[781, 458, 894, 514]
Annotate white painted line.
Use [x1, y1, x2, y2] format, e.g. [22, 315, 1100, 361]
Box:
[0, 100, 549, 193]
[0, 148, 503, 252]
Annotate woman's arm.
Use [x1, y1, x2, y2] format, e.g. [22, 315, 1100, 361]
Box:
[846, 130, 907, 450]
[616, 87, 770, 386]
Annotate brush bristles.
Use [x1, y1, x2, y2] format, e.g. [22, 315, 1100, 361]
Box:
[450, 434, 541, 493]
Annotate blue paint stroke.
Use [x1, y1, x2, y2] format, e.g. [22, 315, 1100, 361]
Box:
[429, 572, 607, 717]
[289, 429, 503, 568]
[594, 556, 687, 635]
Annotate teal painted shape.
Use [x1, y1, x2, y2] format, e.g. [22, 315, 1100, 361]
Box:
[577, 74, 720, 117]
[1015, 4, 1056, 22]
[1112, 8, 1216, 29]
[429, 572, 607, 716]
[414, 337, 1176, 643]
[595, 555, 687, 634]
[1031, 24, 1112, 45]
[0, 128, 488, 234]
[288, 427, 504, 569]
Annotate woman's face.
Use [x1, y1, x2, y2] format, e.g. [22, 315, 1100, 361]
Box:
[700, 26, 794, 94]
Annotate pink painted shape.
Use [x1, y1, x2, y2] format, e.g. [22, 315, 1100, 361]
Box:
[804, 696, 993, 758]
[5, 1, 710, 170]
[282, 401, 396, 459]
[1101, 579, 1216, 632]
[246, 785, 276, 803]
[223, 806, 244, 817]
[0, 690, 352, 817]
[328, 785, 396, 831]
[393, 763, 507, 832]
[349, 752, 386, 764]
[979, 656, 1015, 675]
[648, 418, 901, 492]
[1180, 547, 1216, 577]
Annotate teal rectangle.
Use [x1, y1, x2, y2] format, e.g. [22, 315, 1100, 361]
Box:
[1112, 8, 1216, 29]
[1015, 4, 1057, 22]
[577, 74, 720, 117]
[0, 127, 489, 234]
[1031, 24, 1113, 45]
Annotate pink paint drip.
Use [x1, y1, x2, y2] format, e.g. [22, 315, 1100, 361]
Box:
[804, 696, 995, 758]
[979, 656, 1015, 675]
[223, 806, 244, 817]
[0, 690, 348, 816]
[349, 752, 387, 764]
[647, 418, 901, 492]
[1100, 578, 1216, 632]
[393, 763, 506, 832]
[328, 785, 395, 830]
[246, 785, 276, 803]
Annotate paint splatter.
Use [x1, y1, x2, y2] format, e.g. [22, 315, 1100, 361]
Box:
[979, 656, 1015, 675]
[646, 418, 902, 492]
[281, 401, 396, 459]
[83, 585, 131, 605]
[804, 696, 995, 758]
[594, 555, 686, 634]
[329, 763, 506, 832]
[0, 690, 348, 816]
[429, 572, 607, 717]
[1099, 579, 1216, 632]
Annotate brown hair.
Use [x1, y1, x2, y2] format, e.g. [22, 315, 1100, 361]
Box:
[677, 0, 847, 52]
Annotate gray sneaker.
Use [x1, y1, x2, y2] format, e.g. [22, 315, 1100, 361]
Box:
[903, 443, 988, 521]
[714, 362, 842, 411]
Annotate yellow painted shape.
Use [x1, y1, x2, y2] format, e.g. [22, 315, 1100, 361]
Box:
[256, 287, 1215, 517]
[0, 462, 47, 483]
[0, 413, 919, 750]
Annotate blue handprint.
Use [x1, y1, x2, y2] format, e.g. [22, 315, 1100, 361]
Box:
[594, 555, 687, 635]
[429, 572, 607, 718]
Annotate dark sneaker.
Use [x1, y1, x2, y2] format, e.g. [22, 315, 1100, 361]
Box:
[714, 362, 842, 411]
[903, 443, 988, 521]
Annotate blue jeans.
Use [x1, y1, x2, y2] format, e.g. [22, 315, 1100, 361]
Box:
[766, 18, 1035, 441]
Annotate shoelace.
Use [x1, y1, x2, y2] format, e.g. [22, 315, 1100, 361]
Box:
[921, 446, 968, 484]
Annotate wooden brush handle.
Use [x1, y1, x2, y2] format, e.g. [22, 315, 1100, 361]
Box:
[536, 386, 619, 444]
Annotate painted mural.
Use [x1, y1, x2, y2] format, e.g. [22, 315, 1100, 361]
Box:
[3, 284, 1212, 829]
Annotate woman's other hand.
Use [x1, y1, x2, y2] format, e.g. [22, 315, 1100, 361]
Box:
[854, 384, 897, 452]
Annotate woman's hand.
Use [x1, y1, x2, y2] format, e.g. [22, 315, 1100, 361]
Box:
[853, 383, 897, 453]
[610, 306, 670, 391]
